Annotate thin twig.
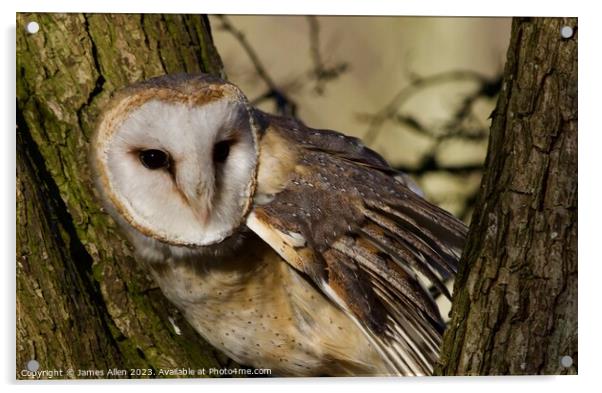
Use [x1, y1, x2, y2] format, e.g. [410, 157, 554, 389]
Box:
[306, 16, 349, 95]
[308, 16, 323, 80]
[216, 15, 277, 90]
[356, 69, 501, 194]
[215, 15, 297, 116]
[362, 70, 490, 145]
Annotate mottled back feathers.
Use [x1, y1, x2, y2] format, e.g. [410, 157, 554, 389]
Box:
[248, 110, 467, 375]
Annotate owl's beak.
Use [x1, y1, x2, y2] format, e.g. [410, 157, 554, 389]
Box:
[188, 198, 212, 227]
[189, 186, 214, 227]
[176, 177, 214, 227]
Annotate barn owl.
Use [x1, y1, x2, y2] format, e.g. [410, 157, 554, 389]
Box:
[91, 73, 467, 377]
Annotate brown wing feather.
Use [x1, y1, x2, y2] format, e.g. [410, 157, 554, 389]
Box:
[247, 117, 467, 375]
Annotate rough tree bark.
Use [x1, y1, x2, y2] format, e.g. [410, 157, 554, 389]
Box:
[436, 17, 577, 375]
[16, 13, 229, 379]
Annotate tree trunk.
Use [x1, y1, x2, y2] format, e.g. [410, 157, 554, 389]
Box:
[16, 13, 229, 379]
[436, 17, 577, 375]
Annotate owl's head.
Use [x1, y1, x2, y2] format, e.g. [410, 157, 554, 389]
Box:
[92, 74, 259, 248]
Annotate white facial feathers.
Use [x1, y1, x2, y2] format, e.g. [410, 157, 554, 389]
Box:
[96, 96, 258, 247]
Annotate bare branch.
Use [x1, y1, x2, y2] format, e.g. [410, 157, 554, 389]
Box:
[357, 69, 502, 215]
[306, 16, 349, 95]
[215, 15, 276, 90]
[215, 15, 298, 117]
[361, 70, 491, 145]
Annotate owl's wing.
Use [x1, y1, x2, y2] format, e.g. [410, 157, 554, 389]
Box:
[246, 115, 467, 376]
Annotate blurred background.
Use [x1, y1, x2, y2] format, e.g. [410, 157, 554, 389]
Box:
[209, 15, 511, 223]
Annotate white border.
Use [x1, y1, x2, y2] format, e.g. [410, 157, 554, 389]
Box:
[11, 0, 581, 16]
[4, 1, 599, 393]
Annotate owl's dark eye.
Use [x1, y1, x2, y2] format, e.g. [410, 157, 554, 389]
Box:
[213, 140, 231, 163]
[139, 149, 170, 170]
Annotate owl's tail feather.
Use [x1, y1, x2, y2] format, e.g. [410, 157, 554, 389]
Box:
[331, 240, 441, 376]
